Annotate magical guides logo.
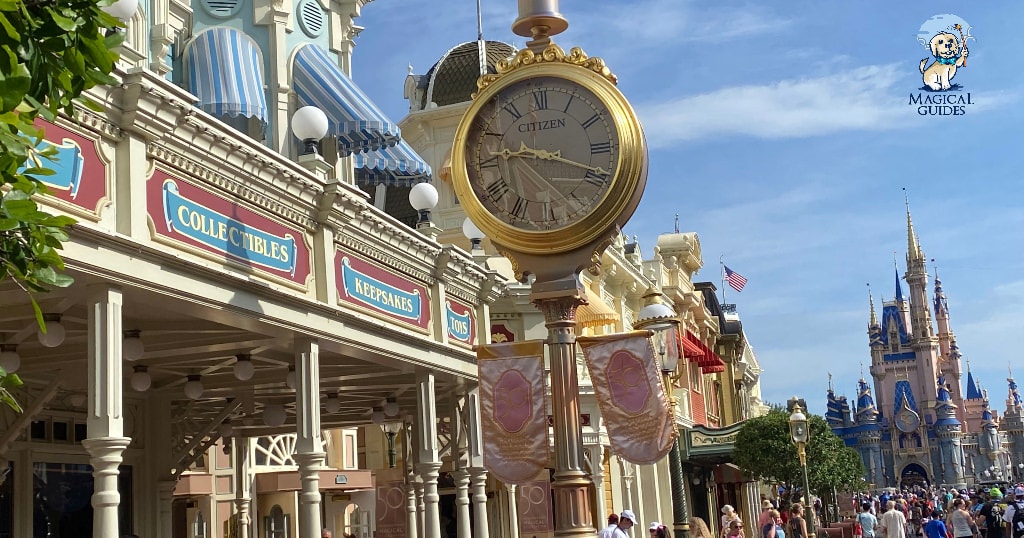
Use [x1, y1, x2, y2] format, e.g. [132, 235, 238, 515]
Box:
[909, 14, 976, 116]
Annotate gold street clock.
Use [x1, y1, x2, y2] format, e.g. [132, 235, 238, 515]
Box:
[451, 45, 648, 256]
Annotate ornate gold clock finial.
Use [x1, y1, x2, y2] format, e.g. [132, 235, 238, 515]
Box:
[512, 0, 568, 52]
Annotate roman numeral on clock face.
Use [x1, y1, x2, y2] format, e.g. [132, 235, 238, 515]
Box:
[503, 102, 522, 120]
[510, 197, 528, 220]
[590, 142, 611, 154]
[485, 180, 509, 199]
[583, 170, 609, 186]
[581, 114, 600, 129]
[532, 90, 548, 110]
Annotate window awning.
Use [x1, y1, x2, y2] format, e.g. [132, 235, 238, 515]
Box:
[185, 28, 269, 126]
[685, 330, 726, 373]
[292, 44, 401, 156]
[577, 288, 619, 329]
[353, 139, 432, 187]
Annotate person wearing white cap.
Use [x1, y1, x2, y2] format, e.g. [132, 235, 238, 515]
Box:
[1001, 486, 1024, 538]
[611, 510, 637, 538]
[650, 522, 663, 535]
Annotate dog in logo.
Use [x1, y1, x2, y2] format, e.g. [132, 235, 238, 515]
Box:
[919, 31, 967, 91]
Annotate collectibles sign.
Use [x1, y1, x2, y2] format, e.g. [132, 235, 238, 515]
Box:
[445, 298, 475, 346]
[336, 251, 430, 330]
[25, 119, 108, 216]
[147, 170, 311, 285]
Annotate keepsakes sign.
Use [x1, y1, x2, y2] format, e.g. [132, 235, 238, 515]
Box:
[147, 170, 311, 285]
[336, 251, 430, 330]
[25, 119, 108, 216]
[445, 298, 475, 346]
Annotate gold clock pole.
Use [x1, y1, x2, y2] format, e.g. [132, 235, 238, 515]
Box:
[512, 6, 595, 538]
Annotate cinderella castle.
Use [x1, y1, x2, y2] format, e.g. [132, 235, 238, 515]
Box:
[826, 206, 1024, 489]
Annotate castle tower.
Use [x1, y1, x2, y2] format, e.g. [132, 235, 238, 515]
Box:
[933, 270, 967, 414]
[1003, 375, 1024, 479]
[854, 378, 885, 487]
[933, 372, 965, 486]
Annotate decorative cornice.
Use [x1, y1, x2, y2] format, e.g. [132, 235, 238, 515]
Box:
[146, 142, 317, 230]
[335, 233, 435, 285]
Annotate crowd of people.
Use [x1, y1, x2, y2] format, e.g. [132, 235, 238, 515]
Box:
[840, 484, 1024, 538]
[597, 484, 1024, 538]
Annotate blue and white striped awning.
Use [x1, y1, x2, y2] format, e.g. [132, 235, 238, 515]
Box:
[353, 139, 432, 187]
[186, 28, 269, 126]
[292, 44, 401, 157]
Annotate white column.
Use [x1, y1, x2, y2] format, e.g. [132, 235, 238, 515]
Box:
[406, 468, 420, 538]
[506, 484, 520, 538]
[590, 444, 608, 522]
[294, 337, 325, 538]
[450, 392, 471, 538]
[416, 372, 441, 538]
[469, 468, 490, 538]
[619, 458, 636, 513]
[234, 436, 253, 538]
[454, 470, 471, 538]
[466, 388, 490, 538]
[83, 284, 132, 538]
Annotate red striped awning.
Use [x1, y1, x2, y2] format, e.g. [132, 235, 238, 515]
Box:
[685, 331, 726, 373]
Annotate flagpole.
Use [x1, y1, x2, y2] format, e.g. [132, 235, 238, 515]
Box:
[720, 257, 726, 303]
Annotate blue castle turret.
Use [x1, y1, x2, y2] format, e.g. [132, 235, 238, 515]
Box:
[1004, 375, 1024, 478]
[934, 372, 965, 485]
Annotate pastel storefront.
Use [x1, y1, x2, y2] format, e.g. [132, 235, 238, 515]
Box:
[0, 1, 501, 537]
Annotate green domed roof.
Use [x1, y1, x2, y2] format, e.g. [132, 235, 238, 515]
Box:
[422, 41, 516, 109]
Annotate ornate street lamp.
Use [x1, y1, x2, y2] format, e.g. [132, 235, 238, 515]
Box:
[382, 421, 402, 468]
[634, 283, 688, 538]
[789, 398, 815, 537]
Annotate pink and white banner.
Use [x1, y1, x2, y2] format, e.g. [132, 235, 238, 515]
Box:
[578, 331, 677, 465]
[477, 340, 549, 485]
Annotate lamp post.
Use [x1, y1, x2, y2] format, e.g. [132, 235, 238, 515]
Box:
[789, 399, 815, 537]
[634, 283, 689, 538]
[383, 422, 402, 468]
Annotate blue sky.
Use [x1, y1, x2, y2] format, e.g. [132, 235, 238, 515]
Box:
[349, 1, 1024, 414]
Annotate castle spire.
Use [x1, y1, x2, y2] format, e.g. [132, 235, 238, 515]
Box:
[894, 257, 904, 303]
[905, 188, 924, 264]
[868, 284, 878, 326]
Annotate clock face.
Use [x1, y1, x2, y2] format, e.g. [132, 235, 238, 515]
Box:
[463, 75, 620, 231]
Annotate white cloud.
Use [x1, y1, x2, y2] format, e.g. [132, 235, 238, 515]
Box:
[635, 64, 1018, 145]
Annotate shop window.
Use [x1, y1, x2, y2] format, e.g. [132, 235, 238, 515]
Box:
[264, 505, 290, 538]
[193, 510, 207, 538]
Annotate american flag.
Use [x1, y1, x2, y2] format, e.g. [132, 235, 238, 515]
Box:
[724, 266, 747, 292]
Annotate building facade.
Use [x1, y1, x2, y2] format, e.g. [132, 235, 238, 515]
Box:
[826, 208, 1024, 489]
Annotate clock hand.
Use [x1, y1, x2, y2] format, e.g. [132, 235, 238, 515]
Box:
[499, 142, 609, 175]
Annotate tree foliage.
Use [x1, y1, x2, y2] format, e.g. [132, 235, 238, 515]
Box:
[0, 0, 122, 411]
[733, 408, 867, 497]
[0, 0, 123, 327]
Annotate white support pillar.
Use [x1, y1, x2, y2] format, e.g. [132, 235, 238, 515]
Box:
[619, 458, 636, 514]
[406, 470, 420, 538]
[590, 444, 608, 523]
[82, 284, 132, 538]
[506, 483, 520, 538]
[450, 392, 471, 538]
[294, 337, 325, 538]
[234, 435, 253, 538]
[466, 388, 490, 538]
[454, 470, 471, 538]
[416, 372, 441, 538]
